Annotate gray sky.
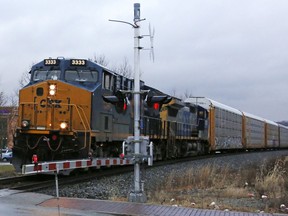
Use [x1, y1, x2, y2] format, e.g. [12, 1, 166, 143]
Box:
[0, 0, 287, 121]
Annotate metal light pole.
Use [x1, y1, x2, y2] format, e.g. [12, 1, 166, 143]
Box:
[128, 3, 147, 203]
[109, 3, 147, 203]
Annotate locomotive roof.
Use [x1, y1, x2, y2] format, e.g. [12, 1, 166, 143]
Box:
[32, 57, 127, 77]
[185, 97, 242, 115]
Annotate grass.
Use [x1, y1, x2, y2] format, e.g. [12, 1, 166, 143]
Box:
[0, 163, 16, 177]
[147, 156, 288, 213]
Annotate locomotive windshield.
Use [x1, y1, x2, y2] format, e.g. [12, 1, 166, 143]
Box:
[65, 70, 98, 82]
[33, 70, 61, 81]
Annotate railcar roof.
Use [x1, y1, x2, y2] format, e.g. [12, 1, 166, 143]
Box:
[265, 119, 279, 126]
[186, 97, 278, 126]
[185, 97, 242, 115]
[242, 111, 265, 122]
[278, 123, 288, 129]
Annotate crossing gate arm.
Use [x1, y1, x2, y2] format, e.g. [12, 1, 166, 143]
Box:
[21, 158, 133, 174]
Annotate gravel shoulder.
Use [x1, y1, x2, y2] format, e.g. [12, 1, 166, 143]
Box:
[39, 150, 288, 213]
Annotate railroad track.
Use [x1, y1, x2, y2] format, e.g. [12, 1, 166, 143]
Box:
[0, 150, 283, 193]
[0, 174, 55, 191]
[0, 165, 135, 192]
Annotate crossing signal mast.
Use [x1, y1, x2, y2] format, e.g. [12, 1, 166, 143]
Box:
[108, 3, 148, 203]
[106, 3, 171, 203]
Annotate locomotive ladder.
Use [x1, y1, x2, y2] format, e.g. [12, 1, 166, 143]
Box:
[70, 103, 92, 150]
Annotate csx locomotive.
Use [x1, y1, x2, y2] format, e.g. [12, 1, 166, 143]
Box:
[12, 57, 173, 172]
[12, 57, 288, 172]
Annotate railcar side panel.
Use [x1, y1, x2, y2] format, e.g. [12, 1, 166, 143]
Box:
[279, 124, 288, 148]
[265, 120, 279, 148]
[214, 107, 242, 150]
[242, 113, 265, 149]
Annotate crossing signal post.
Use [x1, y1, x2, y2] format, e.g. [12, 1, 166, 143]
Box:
[129, 2, 146, 203]
[106, 3, 157, 203]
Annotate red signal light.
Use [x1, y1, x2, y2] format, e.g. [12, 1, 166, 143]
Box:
[119, 153, 125, 159]
[146, 95, 172, 111]
[52, 134, 58, 141]
[153, 103, 160, 110]
[32, 154, 38, 164]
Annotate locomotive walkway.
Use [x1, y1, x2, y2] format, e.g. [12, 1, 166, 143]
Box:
[0, 189, 285, 216]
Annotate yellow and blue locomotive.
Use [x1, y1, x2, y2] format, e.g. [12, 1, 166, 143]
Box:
[13, 57, 199, 172]
[13, 58, 136, 171]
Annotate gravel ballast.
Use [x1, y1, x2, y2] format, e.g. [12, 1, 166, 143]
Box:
[39, 150, 288, 212]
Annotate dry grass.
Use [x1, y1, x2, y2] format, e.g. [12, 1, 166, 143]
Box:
[0, 164, 16, 177]
[148, 156, 288, 213]
[256, 159, 286, 197]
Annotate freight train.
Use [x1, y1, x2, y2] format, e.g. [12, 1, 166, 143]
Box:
[12, 57, 288, 172]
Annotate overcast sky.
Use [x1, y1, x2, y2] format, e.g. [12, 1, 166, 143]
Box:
[0, 0, 287, 121]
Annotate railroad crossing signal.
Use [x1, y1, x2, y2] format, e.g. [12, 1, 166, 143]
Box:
[146, 94, 172, 111]
[102, 90, 128, 113]
[121, 136, 153, 166]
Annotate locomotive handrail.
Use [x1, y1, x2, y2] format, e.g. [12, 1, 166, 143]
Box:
[61, 103, 92, 150]
[75, 104, 92, 150]
[19, 102, 92, 150]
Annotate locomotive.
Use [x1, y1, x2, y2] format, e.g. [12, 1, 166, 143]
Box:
[12, 57, 288, 172]
[12, 57, 192, 172]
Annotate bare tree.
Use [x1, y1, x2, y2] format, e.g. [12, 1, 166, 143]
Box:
[0, 91, 7, 106]
[90, 54, 133, 79]
[4, 66, 31, 149]
[10, 68, 31, 106]
[171, 88, 178, 97]
[183, 89, 193, 99]
[113, 57, 133, 78]
[7, 106, 17, 149]
[7, 95, 17, 107]
[18, 69, 30, 88]
[0, 91, 14, 149]
[89, 54, 109, 67]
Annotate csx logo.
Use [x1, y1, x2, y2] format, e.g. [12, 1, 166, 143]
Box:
[40, 99, 62, 108]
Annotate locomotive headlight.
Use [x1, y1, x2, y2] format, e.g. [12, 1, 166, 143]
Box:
[50, 84, 56, 90]
[21, 120, 30, 128]
[49, 84, 57, 96]
[60, 122, 68, 130]
[49, 89, 56, 96]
